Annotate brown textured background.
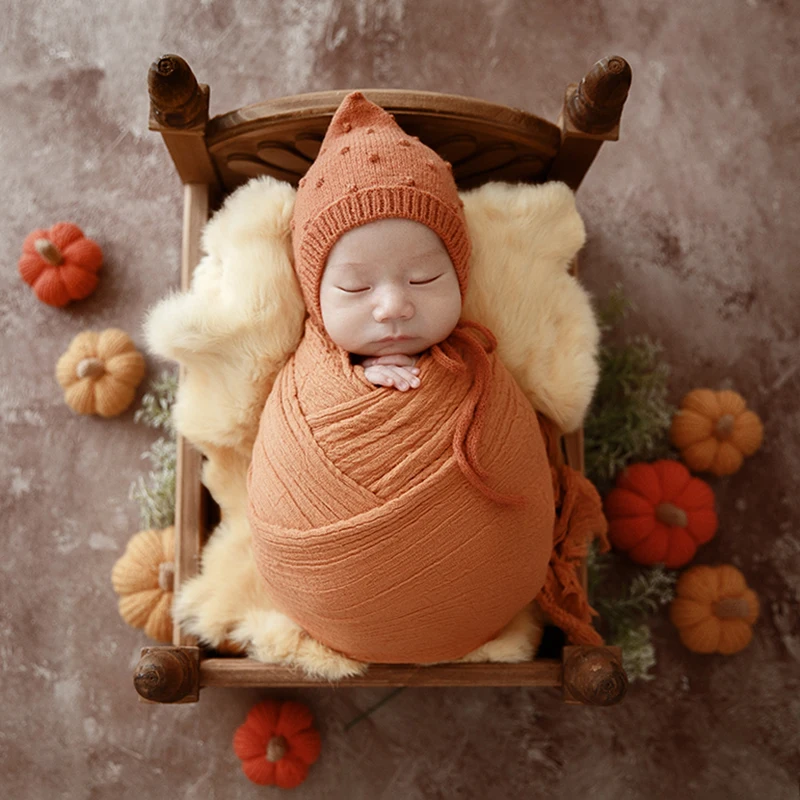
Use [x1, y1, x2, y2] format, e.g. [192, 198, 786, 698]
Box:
[2, 1, 798, 798]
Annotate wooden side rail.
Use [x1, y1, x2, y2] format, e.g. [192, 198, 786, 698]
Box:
[134, 646, 626, 705]
[170, 183, 210, 647]
[197, 658, 563, 689]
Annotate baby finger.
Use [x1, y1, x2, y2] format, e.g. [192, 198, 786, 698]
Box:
[388, 366, 419, 390]
[364, 366, 395, 387]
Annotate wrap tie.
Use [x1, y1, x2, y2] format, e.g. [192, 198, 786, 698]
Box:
[432, 320, 526, 506]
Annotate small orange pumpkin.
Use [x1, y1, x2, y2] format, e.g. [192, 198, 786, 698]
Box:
[669, 564, 759, 654]
[233, 699, 321, 788]
[111, 527, 247, 652]
[111, 527, 176, 643]
[605, 460, 717, 568]
[56, 328, 146, 417]
[670, 388, 763, 476]
[19, 222, 102, 307]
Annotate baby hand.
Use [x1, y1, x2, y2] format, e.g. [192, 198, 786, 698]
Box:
[362, 354, 420, 392]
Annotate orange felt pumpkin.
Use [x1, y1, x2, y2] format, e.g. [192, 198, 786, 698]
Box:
[669, 564, 759, 654]
[604, 460, 717, 568]
[56, 328, 146, 417]
[670, 388, 764, 476]
[111, 526, 247, 652]
[18, 222, 102, 307]
[233, 699, 321, 788]
[111, 527, 176, 643]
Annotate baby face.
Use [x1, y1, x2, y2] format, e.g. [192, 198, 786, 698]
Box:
[319, 218, 462, 357]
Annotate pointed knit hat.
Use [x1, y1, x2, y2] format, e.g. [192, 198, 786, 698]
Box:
[291, 92, 471, 324]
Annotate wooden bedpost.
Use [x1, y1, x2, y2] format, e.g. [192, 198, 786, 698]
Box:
[148, 54, 222, 190]
[551, 59, 631, 703]
[562, 645, 628, 705]
[144, 58, 212, 692]
[546, 55, 632, 191]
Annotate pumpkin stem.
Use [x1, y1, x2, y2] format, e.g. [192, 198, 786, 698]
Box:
[655, 502, 688, 528]
[158, 562, 175, 593]
[266, 735, 288, 763]
[76, 357, 106, 379]
[713, 597, 750, 619]
[34, 238, 64, 266]
[715, 414, 735, 439]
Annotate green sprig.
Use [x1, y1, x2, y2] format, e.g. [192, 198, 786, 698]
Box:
[595, 562, 677, 634]
[588, 542, 677, 682]
[584, 285, 675, 493]
[129, 371, 178, 529]
[584, 287, 679, 681]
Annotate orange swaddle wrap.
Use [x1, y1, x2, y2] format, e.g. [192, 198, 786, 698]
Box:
[246, 90, 609, 664]
[247, 319, 556, 663]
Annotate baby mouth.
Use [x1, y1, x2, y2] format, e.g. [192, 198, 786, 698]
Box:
[378, 335, 414, 342]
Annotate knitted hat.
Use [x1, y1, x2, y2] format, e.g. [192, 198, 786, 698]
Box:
[291, 92, 471, 323]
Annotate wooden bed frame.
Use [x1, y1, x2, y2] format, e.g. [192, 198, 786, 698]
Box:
[134, 54, 632, 706]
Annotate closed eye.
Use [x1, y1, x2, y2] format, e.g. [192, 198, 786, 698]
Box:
[337, 286, 370, 293]
[409, 274, 443, 285]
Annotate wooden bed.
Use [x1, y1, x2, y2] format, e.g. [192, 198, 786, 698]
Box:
[134, 53, 633, 706]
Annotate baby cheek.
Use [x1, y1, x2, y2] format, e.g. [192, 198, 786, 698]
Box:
[320, 296, 346, 334]
[420, 292, 461, 341]
[324, 302, 370, 347]
[437, 287, 462, 328]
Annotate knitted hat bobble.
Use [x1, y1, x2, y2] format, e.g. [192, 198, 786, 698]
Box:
[291, 92, 471, 325]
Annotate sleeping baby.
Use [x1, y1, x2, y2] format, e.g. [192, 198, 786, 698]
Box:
[246, 92, 558, 664]
[320, 216, 459, 391]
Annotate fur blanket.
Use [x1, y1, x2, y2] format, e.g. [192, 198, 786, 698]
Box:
[145, 175, 600, 678]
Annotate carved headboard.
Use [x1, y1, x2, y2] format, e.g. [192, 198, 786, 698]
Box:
[203, 90, 559, 191]
[147, 55, 632, 197]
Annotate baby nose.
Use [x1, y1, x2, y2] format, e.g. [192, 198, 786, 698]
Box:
[373, 286, 414, 322]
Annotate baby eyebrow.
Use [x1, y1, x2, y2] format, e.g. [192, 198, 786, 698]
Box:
[407, 248, 446, 260]
[327, 265, 371, 284]
[333, 248, 444, 268]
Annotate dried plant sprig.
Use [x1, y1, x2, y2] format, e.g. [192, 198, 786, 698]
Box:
[133, 371, 178, 434]
[614, 624, 659, 682]
[595, 564, 677, 635]
[589, 540, 677, 682]
[129, 436, 177, 529]
[129, 371, 178, 529]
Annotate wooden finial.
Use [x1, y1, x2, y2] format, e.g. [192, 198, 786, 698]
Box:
[563, 646, 628, 706]
[134, 646, 200, 703]
[566, 55, 632, 134]
[148, 54, 208, 129]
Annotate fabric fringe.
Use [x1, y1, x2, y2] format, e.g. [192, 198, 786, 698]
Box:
[535, 414, 611, 646]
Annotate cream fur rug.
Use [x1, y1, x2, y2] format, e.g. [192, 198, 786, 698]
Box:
[145, 175, 599, 679]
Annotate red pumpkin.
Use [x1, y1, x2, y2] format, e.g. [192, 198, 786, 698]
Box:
[18, 222, 102, 307]
[604, 460, 718, 568]
[233, 699, 321, 788]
